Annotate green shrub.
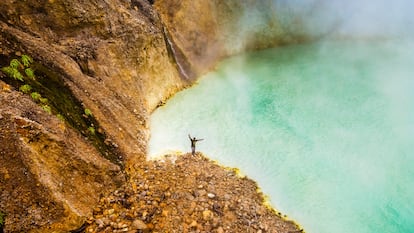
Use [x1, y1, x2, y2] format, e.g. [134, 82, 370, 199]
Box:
[0, 211, 5, 228]
[1, 66, 24, 82]
[41, 105, 52, 114]
[10, 59, 21, 69]
[1, 55, 35, 82]
[19, 84, 32, 94]
[88, 126, 95, 135]
[31, 92, 41, 101]
[21, 54, 33, 67]
[84, 108, 93, 117]
[56, 114, 65, 121]
[39, 97, 48, 104]
[25, 68, 35, 79]
[1, 66, 14, 77]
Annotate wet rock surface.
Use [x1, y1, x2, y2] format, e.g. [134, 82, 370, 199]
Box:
[85, 154, 301, 233]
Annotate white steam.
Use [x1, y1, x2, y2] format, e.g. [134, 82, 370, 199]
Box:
[237, 0, 414, 42]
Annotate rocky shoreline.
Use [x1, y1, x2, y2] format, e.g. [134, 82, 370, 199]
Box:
[85, 153, 302, 233]
[0, 1, 309, 231]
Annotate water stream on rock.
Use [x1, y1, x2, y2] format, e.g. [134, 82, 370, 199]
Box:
[148, 40, 414, 233]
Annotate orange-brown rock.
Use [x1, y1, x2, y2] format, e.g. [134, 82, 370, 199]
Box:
[85, 154, 301, 233]
[0, 81, 124, 232]
[154, 0, 311, 76]
[0, 0, 306, 232]
[1, 0, 185, 231]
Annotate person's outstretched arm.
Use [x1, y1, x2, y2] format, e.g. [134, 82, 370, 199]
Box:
[188, 134, 192, 140]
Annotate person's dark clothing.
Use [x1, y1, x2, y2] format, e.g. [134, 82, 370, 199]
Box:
[189, 134, 203, 156]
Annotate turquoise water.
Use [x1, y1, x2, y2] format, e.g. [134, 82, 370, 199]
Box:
[148, 40, 414, 233]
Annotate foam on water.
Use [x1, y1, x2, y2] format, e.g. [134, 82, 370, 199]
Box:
[148, 40, 414, 233]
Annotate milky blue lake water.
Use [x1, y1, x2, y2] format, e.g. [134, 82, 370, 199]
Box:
[148, 40, 414, 233]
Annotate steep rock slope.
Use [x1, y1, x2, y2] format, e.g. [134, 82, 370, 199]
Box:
[154, 0, 310, 76]
[1, 0, 185, 231]
[0, 0, 304, 232]
[0, 81, 124, 232]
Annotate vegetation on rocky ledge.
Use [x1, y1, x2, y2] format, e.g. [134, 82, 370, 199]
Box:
[0, 54, 122, 166]
[0, 211, 5, 230]
[0, 0, 306, 232]
[1, 55, 54, 115]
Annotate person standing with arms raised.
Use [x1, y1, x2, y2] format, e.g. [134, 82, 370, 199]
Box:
[188, 134, 203, 156]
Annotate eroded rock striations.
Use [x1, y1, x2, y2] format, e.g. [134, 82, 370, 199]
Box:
[154, 0, 310, 75]
[1, 0, 303, 232]
[0, 80, 124, 232]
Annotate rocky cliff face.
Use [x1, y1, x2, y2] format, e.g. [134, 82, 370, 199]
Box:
[0, 81, 124, 232]
[154, 0, 310, 76]
[1, 0, 187, 231]
[0, 0, 305, 232]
